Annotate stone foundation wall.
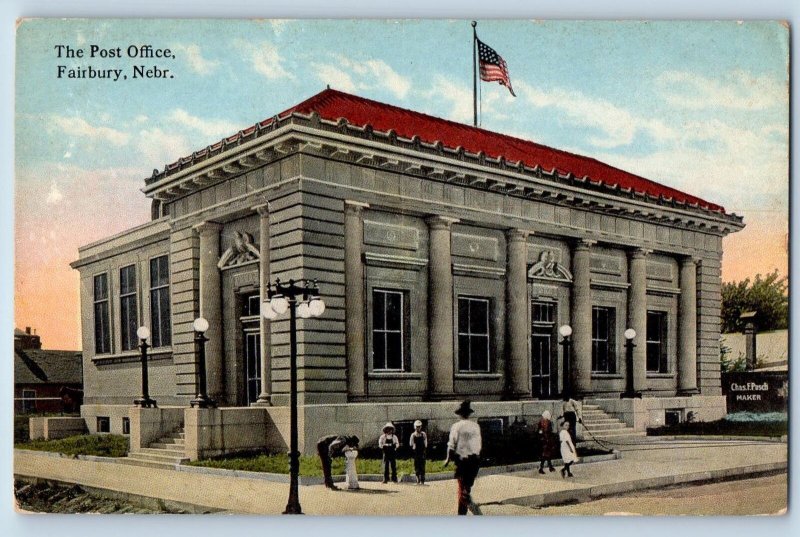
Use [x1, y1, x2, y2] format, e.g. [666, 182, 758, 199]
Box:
[28, 417, 88, 441]
[587, 396, 726, 431]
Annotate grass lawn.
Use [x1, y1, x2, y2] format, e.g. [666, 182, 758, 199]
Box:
[187, 452, 450, 477]
[647, 415, 787, 438]
[15, 434, 130, 458]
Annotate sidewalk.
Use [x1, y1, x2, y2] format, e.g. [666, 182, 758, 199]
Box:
[13, 438, 787, 515]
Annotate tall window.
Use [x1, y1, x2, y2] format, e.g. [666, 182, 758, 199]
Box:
[591, 306, 616, 373]
[372, 289, 405, 371]
[120, 265, 138, 351]
[458, 297, 490, 372]
[646, 311, 669, 373]
[150, 256, 171, 347]
[93, 273, 111, 354]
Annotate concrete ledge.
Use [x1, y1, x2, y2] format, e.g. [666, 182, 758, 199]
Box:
[28, 417, 87, 441]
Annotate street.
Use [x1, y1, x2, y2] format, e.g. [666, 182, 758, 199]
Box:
[480, 473, 787, 516]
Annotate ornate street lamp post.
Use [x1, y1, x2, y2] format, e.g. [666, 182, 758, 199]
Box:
[134, 326, 157, 408]
[558, 325, 573, 398]
[262, 278, 325, 515]
[621, 328, 641, 399]
[191, 317, 217, 408]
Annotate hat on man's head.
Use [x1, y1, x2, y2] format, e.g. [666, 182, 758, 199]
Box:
[348, 435, 360, 447]
[454, 400, 475, 417]
[414, 420, 423, 428]
[382, 422, 395, 433]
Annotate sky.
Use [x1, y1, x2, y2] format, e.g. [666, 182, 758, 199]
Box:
[14, 19, 789, 351]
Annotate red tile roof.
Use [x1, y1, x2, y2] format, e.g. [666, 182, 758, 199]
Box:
[284, 89, 723, 213]
[157, 88, 725, 213]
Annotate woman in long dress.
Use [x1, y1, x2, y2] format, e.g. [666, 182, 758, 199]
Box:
[537, 410, 557, 474]
[559, 421, 578, 478]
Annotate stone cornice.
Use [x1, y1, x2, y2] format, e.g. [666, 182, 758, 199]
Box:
[142, 117, 745, 236]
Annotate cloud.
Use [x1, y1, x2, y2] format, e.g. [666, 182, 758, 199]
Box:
[656, 70, 788, 111]
[513, 80, 676, 148]
[269, 20, 290, 35]
[312, 63, 357, 93]
[422, 75, 514, 125]
[172, 44, 220, 75]
[45, 181, 63, 204]
[312, 55, 411, 99]
[136, 128, 191, 167]
[233, 39, 292, 80]
[50, 115, 130, 146]
[167, 109, 238, 140]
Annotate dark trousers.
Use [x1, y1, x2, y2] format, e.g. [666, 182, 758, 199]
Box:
[414, 454, 426, 481]
[454, 455, 481, 515]
[383, 453, 397, 482]
[317, 444, 334, 488]
[564, 411, 577, 444]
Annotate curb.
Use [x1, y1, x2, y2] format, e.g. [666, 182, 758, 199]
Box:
[177, 452, 622, 486]
[501, 460, 788, 509]
[643, 435, 787, 443]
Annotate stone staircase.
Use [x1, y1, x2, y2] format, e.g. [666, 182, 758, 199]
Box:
[579, 404, 646, 445]
[124, 428, 189, 469]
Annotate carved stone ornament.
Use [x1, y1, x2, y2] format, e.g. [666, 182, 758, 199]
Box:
[528, 250, 573, 282]
[217, 231, 260, 269]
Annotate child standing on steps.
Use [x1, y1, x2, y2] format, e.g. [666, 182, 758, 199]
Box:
[559, 421, 578, 478]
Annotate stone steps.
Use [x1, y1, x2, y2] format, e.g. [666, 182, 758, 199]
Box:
[125, 426, 187, 469]
[576, 405, 645, 443]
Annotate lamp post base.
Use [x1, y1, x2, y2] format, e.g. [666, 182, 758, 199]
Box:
[190, 395, 217, 408]
[134, 397, 158, 408]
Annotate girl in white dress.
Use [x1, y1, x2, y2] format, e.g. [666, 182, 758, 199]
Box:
[343, 446, 360, 490]
[559, 421, 578, 478]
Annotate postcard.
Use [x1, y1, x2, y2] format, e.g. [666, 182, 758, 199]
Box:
[12, 19, 788, 516]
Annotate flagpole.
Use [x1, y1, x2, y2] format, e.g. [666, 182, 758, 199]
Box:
[472, 21, 478, 127]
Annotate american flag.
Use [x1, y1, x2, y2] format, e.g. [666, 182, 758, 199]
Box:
[477, 38, 516, 97]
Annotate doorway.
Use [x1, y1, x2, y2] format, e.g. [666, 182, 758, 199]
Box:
[531, 301, 557, 398]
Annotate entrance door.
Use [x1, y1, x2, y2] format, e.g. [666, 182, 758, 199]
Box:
[531, 301, 557, 398]
[243, 328, 261, 405]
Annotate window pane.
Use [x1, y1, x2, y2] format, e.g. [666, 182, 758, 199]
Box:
[159, 289, 172, 346]
[386, 292, 402, 330]
[458, 298, 469, 333]
[458, 334, 470, 371]
[470, 300, 488, 334]
[120, 265, 136, 295]
[386, 332, 403, 369]
[471, 336, 489, 371]
[373, 291, 385, 331]
[373, 333, 386, 370]
[647, 342, 659, 371]
[94, 274, 108, 300]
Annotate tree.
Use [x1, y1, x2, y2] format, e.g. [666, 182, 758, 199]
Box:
[721, 270, 788, 334]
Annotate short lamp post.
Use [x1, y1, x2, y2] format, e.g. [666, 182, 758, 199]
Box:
[134, 326, 157, 408]
[190, 317, 216, 408]
[558, 325, 573, 399]
[262, 278, 325, 516]
[621, 328, 642, 399]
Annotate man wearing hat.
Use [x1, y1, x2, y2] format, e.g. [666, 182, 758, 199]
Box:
[378, 422, 400, 483]
[445, 400, 483, 515]
[409, 420, 428, 484]
[317, 434, 360, 490]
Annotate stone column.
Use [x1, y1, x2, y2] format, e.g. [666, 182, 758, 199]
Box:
[506, 229, 530, 398]
[193, 222, 224, 403]
[254, 204, 272, 405]
[678, 257, 699, 394]
[628, 248, 650, 392]
[344, 200, 370, 399]
[427, 215, 459, 399]
[571, 239, 595, 395]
